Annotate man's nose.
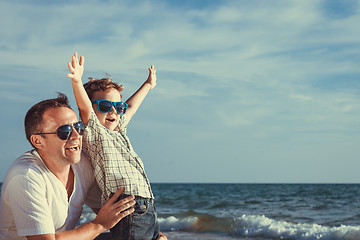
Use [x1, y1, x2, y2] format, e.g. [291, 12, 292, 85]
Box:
[69, 127, 81, 139]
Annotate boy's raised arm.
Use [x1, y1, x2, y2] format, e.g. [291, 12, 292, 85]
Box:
[124, 65, 157, 124]
[66, 52, 92, 125]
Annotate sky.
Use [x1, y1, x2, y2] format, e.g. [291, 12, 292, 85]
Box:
[0, 0, 359, 183]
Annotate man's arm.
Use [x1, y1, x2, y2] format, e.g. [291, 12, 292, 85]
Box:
[26, 188, 135, 240]
[124, 65, 157, 125]
[66, 52, 93, 125]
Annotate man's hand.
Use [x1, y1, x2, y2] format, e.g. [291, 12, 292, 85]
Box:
[145, 65, 157, 90]
[91, 188, 135, 231]
[158, 232, 168, 240]
[66, 52, 84, 83]
[26, 189, 134, 240]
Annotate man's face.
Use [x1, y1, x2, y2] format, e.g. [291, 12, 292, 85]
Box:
[92, 88, 122, 131]
[37, 107, 82, 167]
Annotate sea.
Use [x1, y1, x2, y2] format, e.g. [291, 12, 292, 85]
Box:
[2, 183, 360, 240]
[77, 183, 360, 240]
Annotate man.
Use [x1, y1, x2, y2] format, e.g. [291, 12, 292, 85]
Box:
[0, 93, 135, 240]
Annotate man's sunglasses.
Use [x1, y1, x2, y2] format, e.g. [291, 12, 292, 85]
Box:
[92, 100, 128, 115]
[34, 121, 85, 140]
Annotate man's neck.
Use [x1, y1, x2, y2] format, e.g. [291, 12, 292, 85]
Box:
[65, 167, 74, 200]
[35, 149, 73, 188]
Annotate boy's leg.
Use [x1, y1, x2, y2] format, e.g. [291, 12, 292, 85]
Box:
[110, 210, 132, 240]
[110, 194, 160, 240]
[109, 194, 133, 240]
[130, 199, 160, 240]
[94, 232, 112, 240]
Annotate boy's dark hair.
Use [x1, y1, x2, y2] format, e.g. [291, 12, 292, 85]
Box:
[84, 75, 124, 101]
[24, 93, 72, 148]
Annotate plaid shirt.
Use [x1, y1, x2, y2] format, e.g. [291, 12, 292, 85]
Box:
[83, 112, 153, 205]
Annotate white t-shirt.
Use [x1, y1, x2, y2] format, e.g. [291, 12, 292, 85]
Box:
[0, 150, 96, 240]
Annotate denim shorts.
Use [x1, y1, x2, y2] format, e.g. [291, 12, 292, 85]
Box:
[110, 194, 160, 240]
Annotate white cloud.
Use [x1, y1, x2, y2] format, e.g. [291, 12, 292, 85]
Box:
[0, 0, 360, 182]
[290, 94, 313, 101]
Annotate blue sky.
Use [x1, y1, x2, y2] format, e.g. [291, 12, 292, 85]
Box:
[0, 0, 359, 183]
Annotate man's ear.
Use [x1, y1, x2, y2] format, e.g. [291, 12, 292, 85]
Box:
[30, 135, 44, 149]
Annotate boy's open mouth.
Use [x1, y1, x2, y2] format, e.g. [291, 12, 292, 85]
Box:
[106, 118, 115, 123]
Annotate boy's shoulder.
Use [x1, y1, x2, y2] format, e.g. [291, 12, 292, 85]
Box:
[115, 115, 127, 133]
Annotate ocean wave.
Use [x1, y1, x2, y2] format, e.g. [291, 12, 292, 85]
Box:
[158, 212, 360, 240]
[79, 205, 360, 239]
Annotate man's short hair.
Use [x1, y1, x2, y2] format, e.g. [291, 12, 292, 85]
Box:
[24, 93, 72, 148]
[84, 75, 123, 101]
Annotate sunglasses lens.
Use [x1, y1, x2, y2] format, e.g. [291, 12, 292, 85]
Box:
[115, 102, 127, 114]
[98, 101, 112, 113]
[74, 121, 85, 135]
[57, 125, 73, 140]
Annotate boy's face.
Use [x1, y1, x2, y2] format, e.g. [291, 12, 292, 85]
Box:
[92, 88, 122, 131]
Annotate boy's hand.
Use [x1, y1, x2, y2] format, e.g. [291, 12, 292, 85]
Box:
[66, 52, 84, 83]
[146, 65, 157, 90]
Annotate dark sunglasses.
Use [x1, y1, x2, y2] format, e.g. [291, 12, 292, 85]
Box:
[34, 121, 85, 140]
[92, 100, 128, 115]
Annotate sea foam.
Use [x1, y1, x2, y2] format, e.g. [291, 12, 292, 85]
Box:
[78, 209, 360, 239]
[157, 214, 360, 240]
[235, 214, 360, 239]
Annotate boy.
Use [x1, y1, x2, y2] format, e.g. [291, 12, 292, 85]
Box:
[66, 52, 165, 240]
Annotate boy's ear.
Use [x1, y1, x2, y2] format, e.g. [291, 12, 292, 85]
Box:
[30, 135, 44, 149]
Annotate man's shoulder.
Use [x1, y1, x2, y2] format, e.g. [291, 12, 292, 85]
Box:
[2, 150, 47, 194]
[6, 150, 44, 177]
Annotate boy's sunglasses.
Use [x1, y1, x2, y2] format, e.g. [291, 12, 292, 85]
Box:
[92, 100, 128, 115]
[34, 121, 85, 140]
